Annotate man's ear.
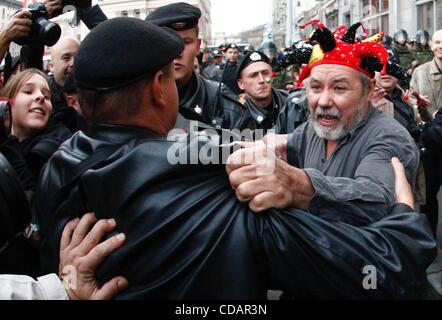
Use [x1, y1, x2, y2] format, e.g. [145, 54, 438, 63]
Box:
[367, 78, 376, 100]
[151, 69, 166, 108]
[196, 38, 202, 54]
[48, 61, 54, 72]
[67, 95, 81, 113]
[237, 78, 244, 91]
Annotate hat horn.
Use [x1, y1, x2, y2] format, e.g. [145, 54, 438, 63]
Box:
[271, 45, 313, 72]
[341, 22, 362, 44]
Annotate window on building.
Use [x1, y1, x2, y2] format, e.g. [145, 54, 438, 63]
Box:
[344, 12, 351, 27]
[134, 9, 140, 18]
[121, 10, 128, 17]
[362, 0, 389, 17]
[326, 11, 338, 30]
[361, 0, 389, 35]
[417, 0, 435, 35]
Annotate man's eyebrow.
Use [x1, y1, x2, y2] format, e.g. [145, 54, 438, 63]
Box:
[331, 77, 350, 84]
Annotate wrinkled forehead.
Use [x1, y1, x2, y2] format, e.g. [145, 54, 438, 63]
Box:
[309, 64, 360, 84]
[242, 61, 271, 76]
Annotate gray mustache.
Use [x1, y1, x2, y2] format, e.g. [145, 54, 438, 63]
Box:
[316, 106, 342, 119]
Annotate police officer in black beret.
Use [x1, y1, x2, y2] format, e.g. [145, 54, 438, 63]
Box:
[221, 43, 242, 94]
[203, 49, 224, 82]
[145, 2, 249, 130]
[236, 51, 308, 133]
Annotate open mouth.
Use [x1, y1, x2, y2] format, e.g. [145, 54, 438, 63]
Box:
[317, 114, 341, 127]
[29, 107, 46, 116]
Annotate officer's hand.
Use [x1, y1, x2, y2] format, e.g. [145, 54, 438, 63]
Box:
[59, 213, 128, 300]
[44, 0, 63, 17]
[0, 10, 32, 45]
[392, 157, 415, 210]
[227, 141, 314, 213]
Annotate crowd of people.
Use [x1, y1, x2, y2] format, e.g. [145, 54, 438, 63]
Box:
[0, 0, 441, 300]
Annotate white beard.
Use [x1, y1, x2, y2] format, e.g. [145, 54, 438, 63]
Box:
[312, 104, 366, 141]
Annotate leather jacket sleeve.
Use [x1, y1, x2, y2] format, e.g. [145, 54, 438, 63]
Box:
[77, 5, 108, 30]
[253, 207, 435, 299]
[275, 90, 309, 134]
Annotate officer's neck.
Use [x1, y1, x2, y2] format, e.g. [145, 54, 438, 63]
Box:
[177, 72, 197, 98]
[250, 94, 273, 109]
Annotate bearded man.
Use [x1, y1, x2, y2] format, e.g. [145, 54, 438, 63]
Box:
[227, 22, 420, 225]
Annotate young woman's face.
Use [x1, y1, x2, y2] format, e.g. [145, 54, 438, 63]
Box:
[11, 74, 52, 140]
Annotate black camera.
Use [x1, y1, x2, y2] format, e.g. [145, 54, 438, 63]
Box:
[14, 2, 61, 47]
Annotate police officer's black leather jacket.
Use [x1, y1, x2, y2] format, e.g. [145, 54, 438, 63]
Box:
[242, 88, 309, 134]
[179, 72, 249, 130]
[36, 116, 436, 299]
[274, 88, 310, 134]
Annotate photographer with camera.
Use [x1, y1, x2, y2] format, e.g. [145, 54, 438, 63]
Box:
[0, 11, 32, 64]
[0, 10, 32, 84]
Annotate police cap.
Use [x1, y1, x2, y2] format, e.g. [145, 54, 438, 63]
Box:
[224, 43, 239, 52]
[145, 2, 201, 31]
[236, 51, 270, 80]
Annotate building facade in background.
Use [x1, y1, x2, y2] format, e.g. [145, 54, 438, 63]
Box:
[97, 0, 211, 42]
[51, 0, 211, 44]
[271, 0, 287, 47]
[290, 0, 442, 44]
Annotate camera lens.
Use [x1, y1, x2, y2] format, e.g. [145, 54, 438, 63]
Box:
[35, 17, 62, 46]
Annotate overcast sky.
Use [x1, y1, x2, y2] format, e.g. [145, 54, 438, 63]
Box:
[211, 0, 271, 36]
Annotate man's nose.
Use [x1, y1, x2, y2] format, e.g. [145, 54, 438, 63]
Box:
[317, 89, 333, 107]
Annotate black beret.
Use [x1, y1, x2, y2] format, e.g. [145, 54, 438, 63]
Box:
[74, 17, 184, 91]
[236, 51, 270, 80]
[145, 2, 201, 31]
[224, 43, 239, 52]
